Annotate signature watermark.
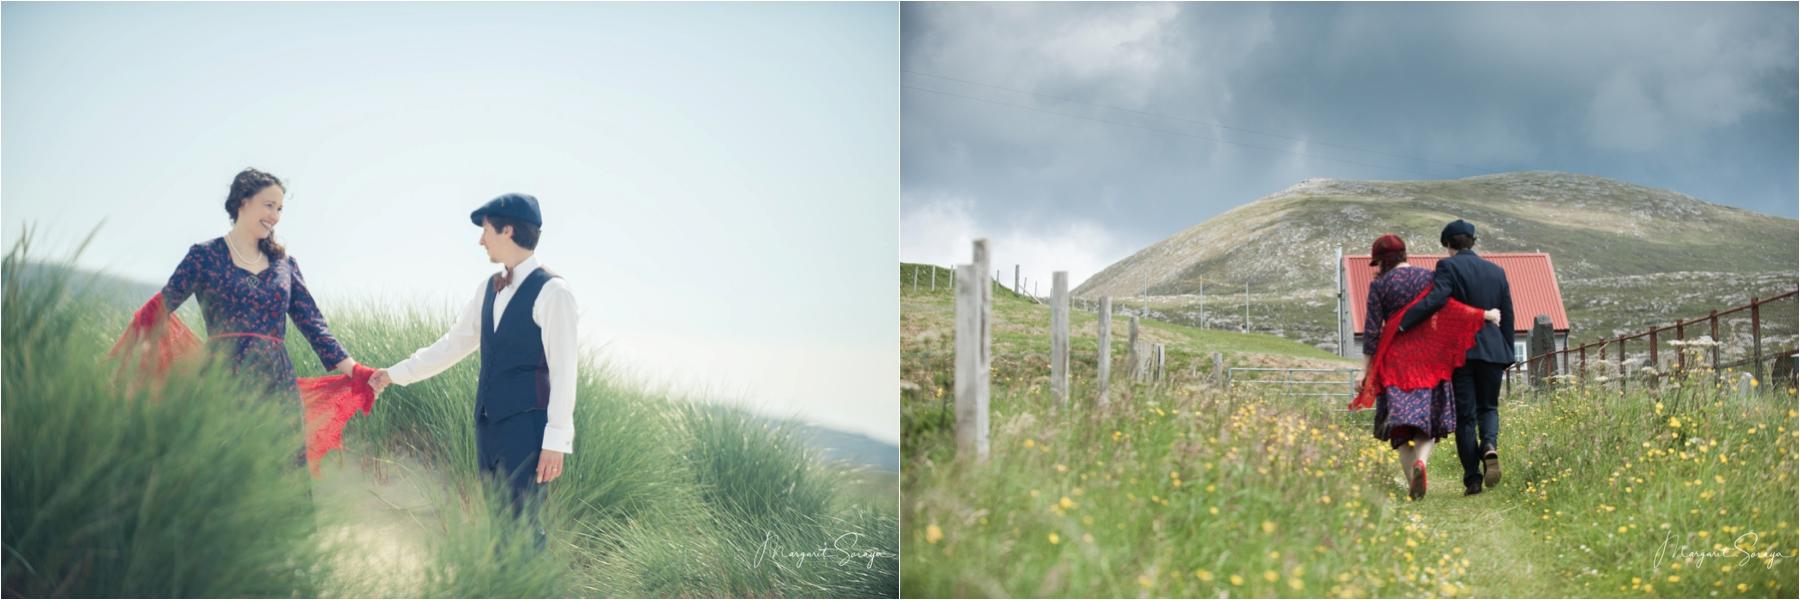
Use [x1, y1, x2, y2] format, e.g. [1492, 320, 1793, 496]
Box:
[751, 531, 898, 570]
[1655, 530, 1793, 570]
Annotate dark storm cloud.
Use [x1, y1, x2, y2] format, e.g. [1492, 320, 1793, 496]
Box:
[901, 2, 1798, 282]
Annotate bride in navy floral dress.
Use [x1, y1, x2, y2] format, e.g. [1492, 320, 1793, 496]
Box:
[1362, 234, 1498, 500]
[160, 169, 358, 438]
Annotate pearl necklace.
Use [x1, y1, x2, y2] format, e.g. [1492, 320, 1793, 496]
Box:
[226, 232, 268, 271]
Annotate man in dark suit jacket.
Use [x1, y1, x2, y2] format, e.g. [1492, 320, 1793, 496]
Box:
[1398, 219, 1515, 496]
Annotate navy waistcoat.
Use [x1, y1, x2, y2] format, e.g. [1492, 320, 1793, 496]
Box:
[477, 267, 559, 421]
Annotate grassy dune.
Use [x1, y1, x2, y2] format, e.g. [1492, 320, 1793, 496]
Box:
[3, 239, 897, 598]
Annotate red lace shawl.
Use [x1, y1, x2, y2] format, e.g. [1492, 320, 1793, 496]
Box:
[111, 293, 376, 475]
[1349, 285, 1487, 411]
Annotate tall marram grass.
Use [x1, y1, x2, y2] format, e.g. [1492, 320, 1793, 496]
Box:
[2, 236, 332, 597]
[320, 306, 899, 598]
[4, 234, 896, 598]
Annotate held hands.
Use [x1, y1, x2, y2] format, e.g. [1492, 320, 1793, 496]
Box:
[536, 450, 565, 484]
[369, 368, 392, 396]
[1484, 308, 1502, 325]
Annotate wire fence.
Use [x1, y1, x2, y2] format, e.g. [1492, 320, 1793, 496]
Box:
[905, 263, 1798, 409]
[1502, 290, 1798, 399]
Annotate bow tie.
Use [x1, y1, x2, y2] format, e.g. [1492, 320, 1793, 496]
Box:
[491, 268, 514, 293]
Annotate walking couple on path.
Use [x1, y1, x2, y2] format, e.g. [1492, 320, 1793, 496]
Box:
[1352, 219, 1516, 500]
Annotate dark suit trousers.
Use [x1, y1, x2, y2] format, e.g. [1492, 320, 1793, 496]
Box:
[477, 409, 549, 550]
[1451, 360, 1506, 488]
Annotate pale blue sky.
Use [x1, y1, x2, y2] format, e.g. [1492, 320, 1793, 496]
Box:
[3, 2, 899, 443]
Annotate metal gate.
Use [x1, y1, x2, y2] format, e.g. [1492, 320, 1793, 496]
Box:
[1225, 367, 1362, 401]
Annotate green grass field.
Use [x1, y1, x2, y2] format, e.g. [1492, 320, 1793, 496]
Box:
[902, 375, 1798, 598]
[2, 239, 897, 598]
[901, 263, 1798, 598]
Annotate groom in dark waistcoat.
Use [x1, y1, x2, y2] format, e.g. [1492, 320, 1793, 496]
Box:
[372, 193, 581, 548]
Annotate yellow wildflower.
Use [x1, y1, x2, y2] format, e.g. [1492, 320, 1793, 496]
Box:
[925, 524, 943, 544]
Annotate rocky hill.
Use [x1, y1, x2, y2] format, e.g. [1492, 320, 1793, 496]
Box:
[1073, 171, 1797, 353]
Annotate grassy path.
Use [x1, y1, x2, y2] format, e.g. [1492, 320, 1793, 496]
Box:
[1401, 453, 1569, 599]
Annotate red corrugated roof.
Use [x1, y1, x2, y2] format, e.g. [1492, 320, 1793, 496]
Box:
[1344, 252, 1569, 334]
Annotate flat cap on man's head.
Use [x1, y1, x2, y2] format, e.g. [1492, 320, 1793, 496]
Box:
[1440, 219, 1476, 245]
[470, 193, 543, 228]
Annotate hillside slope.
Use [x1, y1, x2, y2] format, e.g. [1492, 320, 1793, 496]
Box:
[1073, 172, 1797, 351]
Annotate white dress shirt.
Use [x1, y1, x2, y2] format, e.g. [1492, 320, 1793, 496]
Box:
[386, 255, 580, 454]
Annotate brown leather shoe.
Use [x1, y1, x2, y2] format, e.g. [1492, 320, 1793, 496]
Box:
[1482, 445, 1501, 489]
[1409, 459, 1428, 500]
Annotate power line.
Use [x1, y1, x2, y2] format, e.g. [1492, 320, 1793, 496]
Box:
[904, 69, 1497, 177]
[904, 83, 1451, 179]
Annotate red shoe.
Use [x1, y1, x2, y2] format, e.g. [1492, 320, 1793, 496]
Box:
[1409, 459, 1428, 500]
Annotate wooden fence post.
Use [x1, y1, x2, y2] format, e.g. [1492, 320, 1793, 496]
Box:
[1129, 315, 1142, 382]
[1052, 271, 1070, 410]
[1752, 297, 1764, 383]
[1155, 344, 1166, 381]
[911, 265, 918, 293]
[1675, 319, 1685, 373]
[954, 241, 991, 462]
[1098, 296, 1112, 406]
[1618, 336, 1628, 395]
[1578, 344, 1587, 393]
[932, 265, 937, 291]
[1529, 315, 1554, 386]
[1710, 309, 1721, 377]
[1649, 327, 1660, 388]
